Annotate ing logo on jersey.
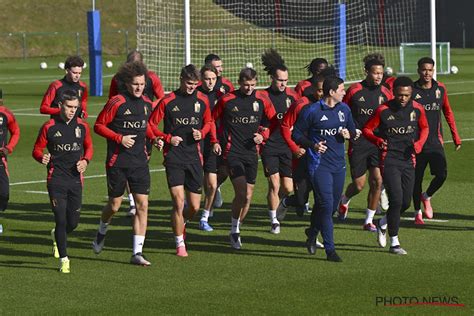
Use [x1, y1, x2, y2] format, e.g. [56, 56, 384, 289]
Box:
[338, 111, 345, 122]
[410, 111, 416, 121]
[435, 88, 441, 99]
[253, 101, 259, 112]
[194, 102, 200, 113]
[75, 126, 81, 138]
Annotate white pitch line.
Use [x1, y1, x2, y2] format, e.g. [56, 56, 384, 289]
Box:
[401, 217, 449, 223]
[11, 167, 166, 186]
[24, 190, 49, 195]
[448, 91, 474, 96]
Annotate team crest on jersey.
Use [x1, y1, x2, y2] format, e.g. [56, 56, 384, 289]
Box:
[410, 111, 416, 121]
[286, 97, 292, 108]
[415, 93, 422, 100]
[77, 90, 82, 98]
[194, 102, 201, 113]
[378, 95, 385, 105]
[0, 117, 3, 125]
[253, 101, 259, 112]
[75, 126, 81, 138]
[358, 96, 365, 102]
[144, 106, 148, 116]
[435, 88, 441, 99]
[338, 111, 345, 122]
[220, 86, 226, 94]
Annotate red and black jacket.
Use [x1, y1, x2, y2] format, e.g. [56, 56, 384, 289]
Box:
[0, 106, 20, 157]
[40, 76, 88, 118]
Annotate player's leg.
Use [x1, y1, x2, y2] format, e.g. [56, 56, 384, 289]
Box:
[422, 150, 448, 218]
[92, 167, 126, 254]
[262, 154, 281, 234]
[0, 165, 9, 235]
[200, 153, 218, 231]
[364, 166, 383, 231]
[214, 161, 228, 209]
[48, 184, 70, 272]
[413, 152, 429, 224]
[126, 182, 136, 217]
[170, 185, 187, 256]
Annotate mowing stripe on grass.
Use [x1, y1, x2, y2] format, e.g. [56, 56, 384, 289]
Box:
[401, 217, 449, 223]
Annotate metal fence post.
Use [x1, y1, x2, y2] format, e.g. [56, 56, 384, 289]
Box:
[76, 32, 80, 55]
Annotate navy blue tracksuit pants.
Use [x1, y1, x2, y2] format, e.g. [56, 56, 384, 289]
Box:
[309, 167, 346, 254]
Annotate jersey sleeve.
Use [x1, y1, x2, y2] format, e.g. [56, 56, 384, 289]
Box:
[149, 71, 166, 101]
[32, 121, 51, 163]
[259, 92, 278, 140]
[40, 81, 61, 115]
[3, 108, 20, 153]
[94, 96, 124, 144]
[80, 82, 88, 119]
[281, 99, 303, 153]
[79, 120, 94, 162]
[362, 106, 385, 147]
[292, 106, 314, 149]
[198, 93, 212, 138]
[148, 97, 171, 143]
[108, 76, 119, 99]
[413, 103, 429, 154]
[439, 83, 462, 146]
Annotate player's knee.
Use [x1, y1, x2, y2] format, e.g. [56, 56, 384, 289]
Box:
[0, 195, 9, 212]
[66, 222, 78, 233]
[435, 170, 448, 183]
[135, 199, 148, 212]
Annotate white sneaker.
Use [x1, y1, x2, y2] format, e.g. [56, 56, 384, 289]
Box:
[276, 198, 288, 222]
[127, 206, 136, 217]
[0, 224, 3, 235]
[380, 188, 389, 211]
[270, 223, 280, 234]
[376, 220, 387, 248]
[130, 252, 151, 266]
[213, 187, 223, 208]
[51, 229, 59, 258]
[305, 202, 312, 213]
[389, 246, 407, 255]
[315, 238, 324, 249]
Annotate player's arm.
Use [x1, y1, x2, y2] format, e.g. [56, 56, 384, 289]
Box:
[259, 92, 278, 141]
[292, 106, 314, 149]
[4, 108, 20, 154]
[211, 95, 227, 144]
[94, 97, 124, 144]
[40, 81, 61, 115]
[32, 122, 50, 164]
[149, 72, 166, 101]
[108, 76, 119, 99]
[413, 103, 429, 154]
[440, 83, 462, 149]
[81, 120, 93, 162]
[148, 98, 171, 143]
[80, 82, 88, 118]
[199, 96, 212, 138]
[362, 106, 385, 148]
[281, 99, 305, 154]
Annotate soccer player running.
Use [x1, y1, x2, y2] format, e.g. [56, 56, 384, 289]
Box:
[196, 64, 222, 232]
[40, 55, 88, 119]
[295, 58, 329, 98]
[149, 65, 212, 257]
[363, 77, 428, 255]
[338, 54, 393, 231]
[33, 91, 93, 273]
[259, 49, 298, 234]
[292, 76, 356, 262]
[279, 68, 336, 252]
[411, 57, 461, 224]
[109, 50, 165, 217]
[92, 61, 156, 266]
[204, 53, 235, 208]
[212, 67, 277, 249]
[0, 89, 20, 235]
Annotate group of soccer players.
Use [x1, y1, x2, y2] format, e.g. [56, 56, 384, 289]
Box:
[0, 49, 461, 272]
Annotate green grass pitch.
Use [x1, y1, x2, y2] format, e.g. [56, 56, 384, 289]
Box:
[0, 50, 473, 315]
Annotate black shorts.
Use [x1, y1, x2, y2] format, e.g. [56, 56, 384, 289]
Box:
[106, 165, 150, 198]
[0, 161, 9, 199]
[261, 151, 292, 178]
[227, 155, 258, 184]
[165, 162, 203, 194]
[349, 144, 379, 179]
[47, 180, 82, 210]
[203, 150, 218, 174]
[416, 150, 447, 176]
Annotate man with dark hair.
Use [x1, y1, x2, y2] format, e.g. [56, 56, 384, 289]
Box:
[295, 57, 329, 98]
[109, 50, 165, 217]
[0, 89, 20, 235]
[92, 61, 156, 266]
[204, 53, 235, 96]
[149, 64, 212, 257]
[212, 67, 277, 249]
[338, 54, 393, 231]
[411, 57, 461, 225]
[33, 90, 93, 273]
[363, 76, 428, 255]
[260, 49, 299, 234]
[40, 55, 88, 119]
[292, 76, 356, 262]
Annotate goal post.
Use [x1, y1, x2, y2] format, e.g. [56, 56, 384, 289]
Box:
[137, 0, 432, 91]
[399, 42, 450, 75]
